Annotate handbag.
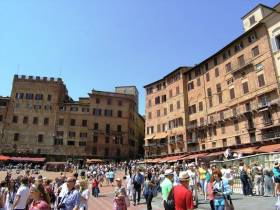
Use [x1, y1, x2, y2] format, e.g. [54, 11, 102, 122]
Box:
[224, 195, 234, 210]
[163, 188, 175, 210]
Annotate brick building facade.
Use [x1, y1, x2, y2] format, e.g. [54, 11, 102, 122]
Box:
[0, 75, 144, 161]
[144, 3, 280, 158]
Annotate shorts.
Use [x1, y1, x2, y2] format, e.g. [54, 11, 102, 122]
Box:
[110, 178, 114, 183]
[275, 176, 280, 183]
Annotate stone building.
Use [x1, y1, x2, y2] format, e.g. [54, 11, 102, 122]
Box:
[144, 67, 190, 157]
[0, 75, 144, 160]
[144, 2, 280, 158]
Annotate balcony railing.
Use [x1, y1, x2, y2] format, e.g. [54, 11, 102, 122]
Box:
[187, 138, 198, 144]
[229, 58, 253, 75]
[144, 143, 157, 147]
[187, 124, 198, 130]
[263, 119, 273, 127]
[176, 136, 184, 142]
[169, 139, 176, 144]
[263, 131, 280, 140]
[159, 142, 168, 147]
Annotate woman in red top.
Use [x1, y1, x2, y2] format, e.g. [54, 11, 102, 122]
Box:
[29, 183, 51, 210]
[92, 176, 100, 197]
[173, 171, 194, 210]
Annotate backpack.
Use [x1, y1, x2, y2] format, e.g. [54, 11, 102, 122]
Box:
[163, 188, 175, 210]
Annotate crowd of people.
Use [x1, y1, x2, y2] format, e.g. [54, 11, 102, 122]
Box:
[0, 159, 278, 210]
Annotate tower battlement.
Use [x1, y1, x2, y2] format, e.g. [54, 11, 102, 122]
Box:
[14, 75, 63, 83]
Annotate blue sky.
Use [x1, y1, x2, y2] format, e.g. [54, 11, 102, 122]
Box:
[0, 0, 278, 114]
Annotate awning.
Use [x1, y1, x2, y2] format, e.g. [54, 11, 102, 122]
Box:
[10, 157, 46, 162]
[167, 155, 185, 163]
[0, 155, 10, 161]
[151, 157, 162, 163]
[234, 147, 258, 154]
[257, 144, 280, 153]
[144, 135, 155, 140]
[181, 153, 208, 160]
[154, 133, 168, 139]
[206, 151, 224, 157]
[159, 156, 171, 163]
[86, 159, 104, 164]
[46, 162, 66, 165]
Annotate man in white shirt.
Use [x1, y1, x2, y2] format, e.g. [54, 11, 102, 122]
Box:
[12, 177, 29, 210]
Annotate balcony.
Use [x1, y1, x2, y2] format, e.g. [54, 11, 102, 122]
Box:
[263, 131, 280, 140]
[144, 143, 157, 147]
[176, 136, 184, 144]
[258, 101, 271, 111]
[158, 142, 168, 147]
[169, 139, 176, 145]
[187, 124, 198, 130]
[187, 138, 198, 144]
[229, 58, 253, 75]
[263, 119, 273, 127]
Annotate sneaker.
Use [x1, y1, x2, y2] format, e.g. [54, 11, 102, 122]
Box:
[133, 203, 136, 206]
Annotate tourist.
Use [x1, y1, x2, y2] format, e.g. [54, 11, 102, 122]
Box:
[0, 181, 6, 210]
[29, 182, 51, 210]
[105, 169, 110, 186]
[253, 164, 264, 196]
[239, 163, 252, 196]
[143, 174, 155, 210]
[108, 170, 115, 187]
[263, 167, 274, 197]
[212, 169, 232, 210]
[125, 173, 133, 201]
[4, 179, 16, 210]
[57, 175, 67, 205]
[173, 166, 180, 186]
[161, 169, 173, 203]
[187, 163, 198, 206]
[132, 168, 144, 206]
[43, 179, 55, 208]
[12, 176, 30, 210]
[91, 175, 99, 197]
[79, 180, 89, 210]
[273, 161, 280, 195]
[207, 175, 215, 210]
[57, 177, 80, 210]
[198, 162, 207, 200]
[173, 171, 194, 210]
[113, 178, 128, 210]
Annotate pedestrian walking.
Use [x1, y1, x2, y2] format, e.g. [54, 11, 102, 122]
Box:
[143, 175, 155, 210]
[57, 177, 80, 210]
[239, 164, 252, 196]
[79, 180, 89, 210]
[263, 168, 274, 197]
[113, 178, 128, 210]
[212, 169, 232, 210]
[161, 169, 173, 209]
[132, 168, 144, 206]
[173, 171, 194, 210]
[273, 161, 280, 195]
[29, 182, 51, 210]
[12, 176, 30, 210]
[4, 179, 16, 210]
